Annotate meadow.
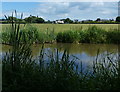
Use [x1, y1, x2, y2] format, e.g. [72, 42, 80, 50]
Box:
[1, 24, 118, 33]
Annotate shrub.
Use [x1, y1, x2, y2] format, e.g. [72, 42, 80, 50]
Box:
[79, 26, 107, 43]
[106, 29, 120, 44]
[56, 31, 79, 43]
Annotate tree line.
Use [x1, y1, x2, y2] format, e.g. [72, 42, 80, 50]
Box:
[1, 15, 120, 24]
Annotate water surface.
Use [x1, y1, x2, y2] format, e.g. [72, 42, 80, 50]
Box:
[1, 43, 118, 69]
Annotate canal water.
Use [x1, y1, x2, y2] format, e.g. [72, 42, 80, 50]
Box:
[0, 43, 119, 70]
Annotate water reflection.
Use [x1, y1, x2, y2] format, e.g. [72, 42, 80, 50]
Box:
[31, 43, 118, 56]
[1, 43, 118, 65]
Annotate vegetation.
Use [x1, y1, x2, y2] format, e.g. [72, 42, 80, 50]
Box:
[1, 24, 119, 44]
[1, 24, 56, 44]
[56, 30, 79, 43]
[24, 15, 45, 23]
[62, 18, 73, 24]
[2, 24, 118, 33]
[0, 15, 120, 24]
[116, 16, 120, 22]
[2, 12, 120, 91]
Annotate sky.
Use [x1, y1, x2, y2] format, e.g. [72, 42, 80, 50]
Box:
[1, 2, 118, 21]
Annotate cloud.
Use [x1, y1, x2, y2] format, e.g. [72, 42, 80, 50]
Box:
[35, 2, 117, 20]
[34, 2, 71, 20]
[36, 2, 70, 15]
[2, 2, 117, 20]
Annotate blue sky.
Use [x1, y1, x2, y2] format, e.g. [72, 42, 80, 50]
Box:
[1, 2, 118, 21]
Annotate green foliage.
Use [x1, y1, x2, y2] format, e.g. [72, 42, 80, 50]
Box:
[24, 16, 45, 23]
[1, 24, 56, 44]
[1, 25, 119, 44]
[64, 18, 73, 24]
[56, 26, 119, 44]
[116, 16, 120, 22]
[2, 14, 120, 24]
[106, 29, 120, 44]
[56, 31, 79, 43]
[79, 26, 107, 43]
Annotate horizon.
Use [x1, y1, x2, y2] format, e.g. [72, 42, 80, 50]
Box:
[1, 2, 118, 21]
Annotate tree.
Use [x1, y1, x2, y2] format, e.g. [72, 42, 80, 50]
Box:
[24, 16, 45, 23]
[74, 19, 79, 24]
[24, 16, 33, 23]
[64, 18, 73, 24]
[36, 17, 45, 23]
[96, 18, 101, 22]
[116, 16, 120, 22]
[46, 20, 52, 23]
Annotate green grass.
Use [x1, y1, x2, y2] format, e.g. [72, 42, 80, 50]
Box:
[1, 24, 118, 33]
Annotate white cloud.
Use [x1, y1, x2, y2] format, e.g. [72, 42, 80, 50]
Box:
[36, 2, 70, 15]
[90, 2, 104, 7]
[2, 2, 118, 20]
[34, 2, 71, 20]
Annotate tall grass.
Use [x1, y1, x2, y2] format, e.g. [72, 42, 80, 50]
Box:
[56, 26, 119, 44]
[106, 29, 120, 44]
[56, 31, 79, 43]
[1, 24, 56, 44]
[79, 26, 107, 43]
[1, 24, 119, 44]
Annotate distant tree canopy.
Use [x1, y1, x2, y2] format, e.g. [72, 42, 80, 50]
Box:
[96, 18, 101, 21]
[62, 18, 73, 24]
[116, 16, 120, 22]
[24, 15, 45, 23]
[1, 15, 119, 24]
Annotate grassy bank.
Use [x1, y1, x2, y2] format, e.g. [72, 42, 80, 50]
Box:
[1, 24, 120, 44]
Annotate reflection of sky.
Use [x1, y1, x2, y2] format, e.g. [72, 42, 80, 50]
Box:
[70, 53, 96, 70]
[71, 52, 95, 62]
[33, 49, 118, 71]
[1, 44, 118, 72]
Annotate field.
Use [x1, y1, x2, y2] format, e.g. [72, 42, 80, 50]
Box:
[1, 24, 118, 33]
